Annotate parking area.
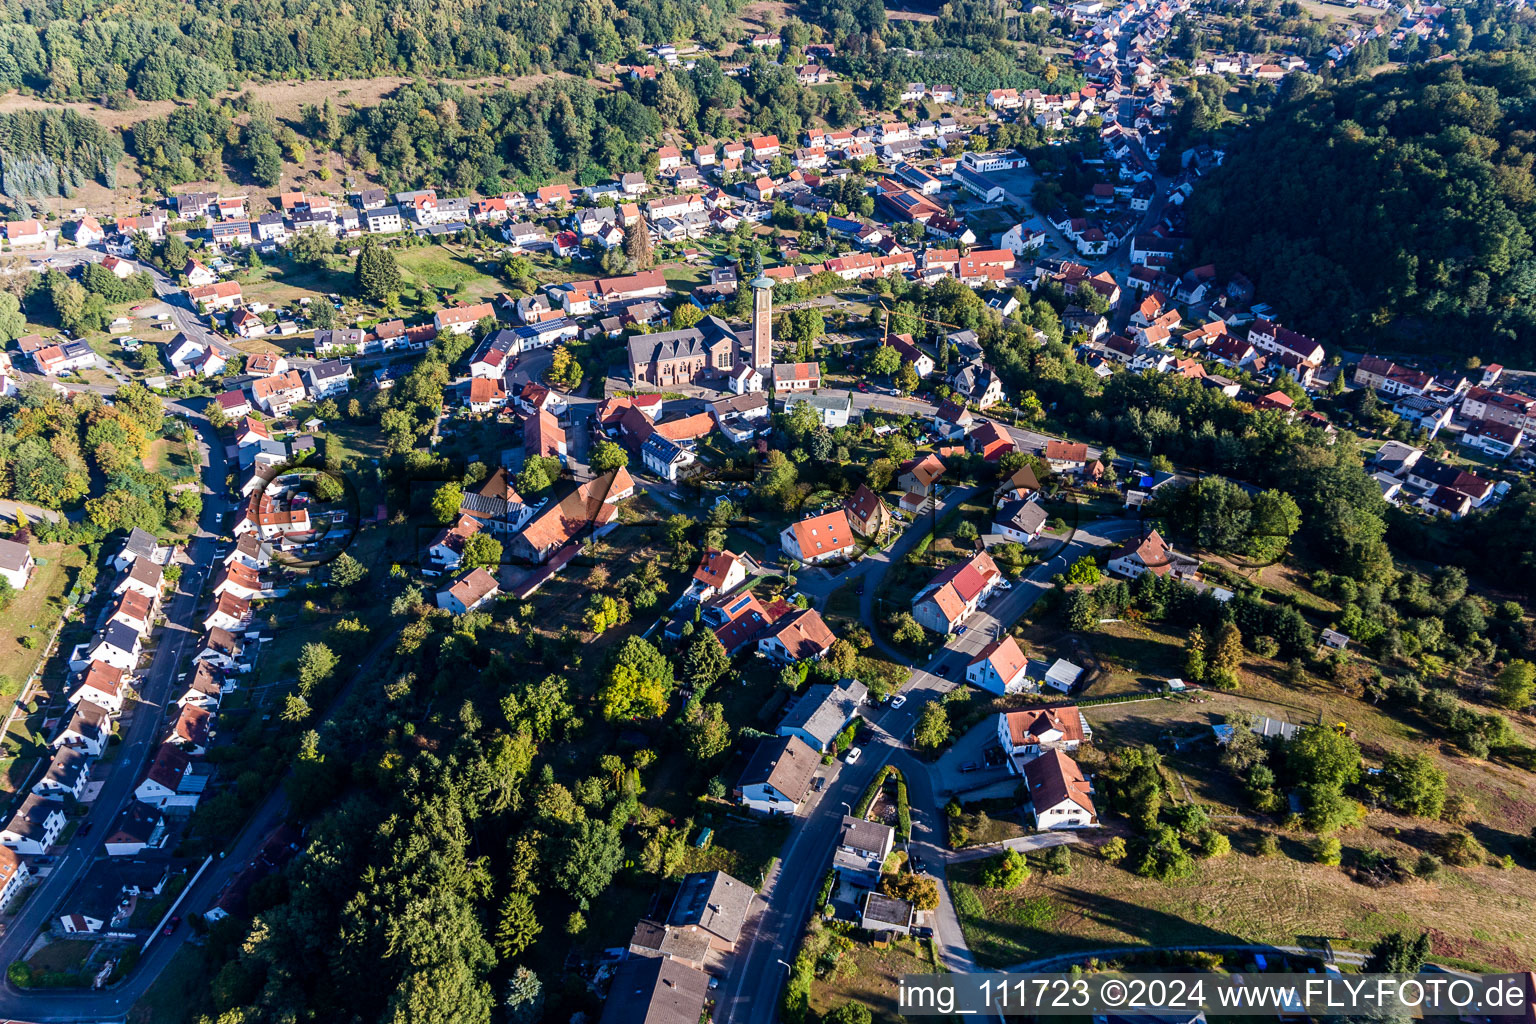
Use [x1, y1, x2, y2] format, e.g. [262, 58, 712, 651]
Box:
[929, 719, 1014, 797]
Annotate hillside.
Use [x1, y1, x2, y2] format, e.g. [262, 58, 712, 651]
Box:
[1186, 54, 1536, 364]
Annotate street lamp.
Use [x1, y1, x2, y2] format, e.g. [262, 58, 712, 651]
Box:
[840, 801, 852, 816]
[777, 959, 793, 973]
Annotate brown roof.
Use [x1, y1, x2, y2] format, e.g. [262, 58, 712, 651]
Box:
[1004, 706, 1087, 746]
[523, 409, 566, 459]
[843, 484, 889, 528]
[251, 370, 305, 400]
[1108, 529, 1174, 576]
[468, 377, 506, 405]
[518, 475, 622, 556]
[1044, 440, 1089, 463]
[711, 590, 780, 653]
[211, 590, 250, 621]
[445, 567, 499, 609]
[0, 538, 31, 574]
[762, 607, 836, 660]
[970, 635, 1027, 682]
[216, 560, 262, 591]
[900, 453, 946, 487]
[693, 549, 743, 587]
[80, 660, 124, 697]
[202, 626, 240, 657]
[738, 735, 818, 803]
[436, 302, 494, 326]
[653, 412, 715, 442]
[1023, 748, 1095, 818]
[1003, 464, 1041, 494]
[127, 558, 163, 589]
[186, 660, 221, 697]
[174, 704, 212, 746]
[111, 589, 153, 626]
[787, 509, 854, 559]
[598, 956, 709, 1024]
[144, 741, 191, 790]
[105, 802, 162, 847]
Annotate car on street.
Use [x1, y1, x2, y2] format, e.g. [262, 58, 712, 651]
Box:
[845, 747, 862, 764]
[960, 762, 979, 773]
[163, 915, 181, 935]
[79, 822, 93, 836]
[911, 858, 927, 873]
[954, 625, 967, 635]
[890, 695, 906, 709]
[935, 664, 950, 677]
[997, 579, 1013, 590]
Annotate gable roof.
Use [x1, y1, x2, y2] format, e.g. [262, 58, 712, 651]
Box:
[738, 734, 818, 802]
[444, 567, 499, 609]
[778, 677, 867, 748]
[1003, 705, 1087, 746]
[787, 509, 854, 559]
[666, 870, 754, 943]
[599, 956, 709, 1024]
[900, 453, 946, 487]
[1023, 748, 1095, 817]
[762, 607, 837, 660]
[843, 484, 889, 526]
[970, 635, 1028, 682]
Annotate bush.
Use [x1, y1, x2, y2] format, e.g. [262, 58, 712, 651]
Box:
[1312, 837, 1342, 866]
[1043, 844, 1073, 876]
[1100, 836, 1127, 863]
[1414, 853, 1443, 879]
[1250, 635, 1280, 658]
[1438, 830, 1485, 867]
[1257, 833, 1281, 857]
[1196, 828, 1231, 858]
[979, 849, 1030, 889]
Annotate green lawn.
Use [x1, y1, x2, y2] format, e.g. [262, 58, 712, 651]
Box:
[0, 542, 87, 702]
[128, 944, 207, 1024]
[394, 244, 504, 307]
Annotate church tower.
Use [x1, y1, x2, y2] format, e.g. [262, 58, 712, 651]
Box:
[750, 272, 774, 369]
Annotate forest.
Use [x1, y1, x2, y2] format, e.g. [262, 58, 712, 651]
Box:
[0, 0, 744, 102]
[1186, 53, 1536, 364]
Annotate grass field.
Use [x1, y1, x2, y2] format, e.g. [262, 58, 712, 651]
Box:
[128, 944, 206, 1024]
[0, 542, 87, 700]
[808, 934, 940, 1024]
[394, 245, 504, 308]
[950, 826, 1536, 971]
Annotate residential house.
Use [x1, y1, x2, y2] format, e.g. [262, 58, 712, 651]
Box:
[759, 607, 837, 663]
[861, 892, 915, 935]
[193, 628, 244, 672]
[203, 591, 251, 633]
[641, 434, 696, 483]
[0, 795, 66, 854]
[969, 421, 1014, 461]
[835, 816, 895, 883]
[1042, 658, 1084, 694]
[782, 392, 851, 428]
[169, 703, 213, 755]
[996, 705, 1092, 772]
[777, 678, 867, 752]
[106, 590, 154, 637]
[212, 561, 264, 602]
[436, 567, 500, 614]
[779, 509, 856, 565]
[33, 747, 91, 802]
[597, 955, 709, 1024]
[1106, 529, 1200, 580]
[664, 870, 755, 951]
[992, 498, 1048, 543]
[133, 742, 203, 810]
[53, 700, 114, 757]
[69, 661, 126, 715]
[251, 370, 306, 415]
[844, 484, 892, 539]
[949, 361, 1005, 408]
[116, 558, 164, 603]
[735, 735, 819, 815]
[80, 622, 141, 675]
[505, 471, 629, 563]
[0, 847, 28, 911]
[0, 538, 34, 591]
[1044, 440, 1090, 475]
[689, 549, 749, 602]
[433, 302, 495, 336]
[966, 635, 1030, 695]
[912, 550, 1002, 634]
[772, 362, 821, 392]
[307, 360, 353, 399]
[104, 802, 165, 856]
[932, 399, 974, 440]
[1023, 749, 1097, 828]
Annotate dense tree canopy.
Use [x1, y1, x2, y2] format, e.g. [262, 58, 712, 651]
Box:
[1189, 54, 1536, 362]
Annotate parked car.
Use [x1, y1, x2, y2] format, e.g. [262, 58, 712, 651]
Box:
[845, 747, 862, 764]
[890, 694, 906, 709]
[163, 915, 180, 936]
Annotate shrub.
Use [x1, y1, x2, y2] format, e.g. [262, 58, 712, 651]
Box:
[1257, 834, 1281, 857]
[1100, 836, 1127, 863]
[1312, 837, 1342, 866]
[1250, 635, 1280, 658]
[979, 849, 1030, 889]
[1043, 844, 1073, 876]
[1196, 828, 1231, 858]
[1414, 853, 1443, 879]
[1438, 830, 1485, 867]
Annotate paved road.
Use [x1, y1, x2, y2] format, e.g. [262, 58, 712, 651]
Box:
[0, 401, 227, 1023]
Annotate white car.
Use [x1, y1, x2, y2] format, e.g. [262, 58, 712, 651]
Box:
[997, 579, 1014, 590]
[890, 695, 907, 710]
[845, 747, 862, 764]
